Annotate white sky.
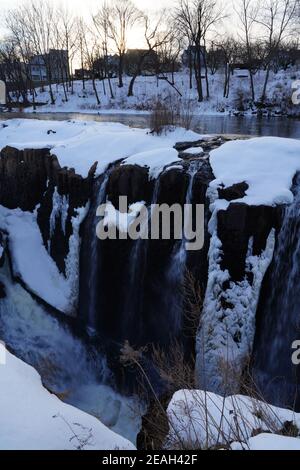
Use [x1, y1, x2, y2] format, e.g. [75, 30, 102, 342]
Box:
[0, 0, 183, 46]
[0, 0, 233, 48]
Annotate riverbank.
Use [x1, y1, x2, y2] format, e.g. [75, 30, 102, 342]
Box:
[2, 112, 300, 139]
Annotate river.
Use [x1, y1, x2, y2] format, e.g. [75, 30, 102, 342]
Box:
[1, 111, 300, 138]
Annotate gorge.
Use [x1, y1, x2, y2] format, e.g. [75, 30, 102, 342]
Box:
[0, 119, 300, 447]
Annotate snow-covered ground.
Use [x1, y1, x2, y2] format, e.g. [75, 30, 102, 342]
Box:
[0, 119, 199, 178]
[167, 389, 300, 450]
[15, 69, 300, 116]
[210, 136, 300, 208]
[0, 346, 135, 450]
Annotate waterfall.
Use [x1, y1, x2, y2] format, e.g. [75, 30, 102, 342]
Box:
[86, 173, 110, 336]
[122, 178, 161, 334]
[0, 256, 143, 443]
[166, 160, 203, 333]
[253, 174, 300, 409]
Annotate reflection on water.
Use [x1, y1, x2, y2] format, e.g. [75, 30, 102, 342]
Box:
[1, 111, 300, 139]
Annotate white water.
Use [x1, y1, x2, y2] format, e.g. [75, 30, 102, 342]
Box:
[87, 174, 110, 336]
[166, 160, 203, 332]
[0, 259, 143, 444]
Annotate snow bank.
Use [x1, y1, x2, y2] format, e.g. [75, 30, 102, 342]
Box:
[167, 389, 300, 450]
[0, 206, 85, 314]
[122, 148, 181, 179]
[0, 119, 200, 178]
[210, 136, 300, 208]
[0, 347, 135, 450]
[246, 434, 300, 451]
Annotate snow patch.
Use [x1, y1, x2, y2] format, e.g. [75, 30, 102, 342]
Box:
[0, 119, 201, 178]
[167, 389, 300, 450]
[210, 136, 300, 207]
[0, 347, 135, 450]
[122, 148, 181, 179]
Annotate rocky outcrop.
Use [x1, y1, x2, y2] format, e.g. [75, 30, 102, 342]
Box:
[107, 164, 152, 207]
[218, 182, 249, 202]
[78, 158, 214, 393]
[0, 146, 94, 273]
[217, 203, 281, 281]
[0, 139, 286, 403]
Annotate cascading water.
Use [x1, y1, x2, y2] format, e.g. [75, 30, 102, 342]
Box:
[122, 178, 161, 330]
[253, 173, 300, 410]
[0, 257, 143, 443]
[166, 160, 203, 333]
[86, 173, 110, 336]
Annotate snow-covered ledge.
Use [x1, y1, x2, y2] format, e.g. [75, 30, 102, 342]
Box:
[197, 137, 300, 394]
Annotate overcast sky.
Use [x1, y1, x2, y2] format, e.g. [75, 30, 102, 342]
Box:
[0, 0, 233, 46]
[0, 0, 176, 16]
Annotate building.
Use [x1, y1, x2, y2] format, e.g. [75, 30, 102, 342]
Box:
[30, 55, 47, 82]
[29, 50, 69, 83]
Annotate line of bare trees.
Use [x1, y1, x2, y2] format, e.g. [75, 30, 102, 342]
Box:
[0, 0, 299, 108]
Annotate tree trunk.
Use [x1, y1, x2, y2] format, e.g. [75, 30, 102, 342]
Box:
[118, 54, 124, 88]
[203, 54, 209, 99]
[108, 76, 114, 99]
[226, 68, 231, 99]
[194, 47, 203, 102]
[102, 78, 107, 96]
[92, 75, 100, 105]
[47, 67, 55, 105]
[128, 74, 138, 97]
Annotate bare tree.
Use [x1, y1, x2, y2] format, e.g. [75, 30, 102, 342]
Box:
[215, 36, 239, 98]
[175, 0, 225, 102]
[5, 7, 39, 108]
[93, 3, 115, 99]
[81, 23, 101, 105]
[105, 0, 142, 88]
[5, 0, 59, 105]
[255, 0, 298, 102]
[235, 0, 260, 101]
[58, 6, 78, 94]
[77, 18, 87, 92]
[158, 28, 183, 85]
[127, 12, 172, 97]
[0, 39, 29, 106]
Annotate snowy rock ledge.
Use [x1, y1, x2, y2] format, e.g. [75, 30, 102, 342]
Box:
[0, 347, 135, 450]
[0, 119, 201, 178]
[197, 137, 300, 395]
[167, 389, 300, 450]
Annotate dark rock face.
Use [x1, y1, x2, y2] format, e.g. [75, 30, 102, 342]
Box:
[79, 159, 214, 391]
[107, 164, 152, 207]
[0, 282, 5, 299]
[217, 203, 281, 281]
[0, 146, 49, 211]
[0, 146, 93, 273]
[218, 182, 249, 202]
